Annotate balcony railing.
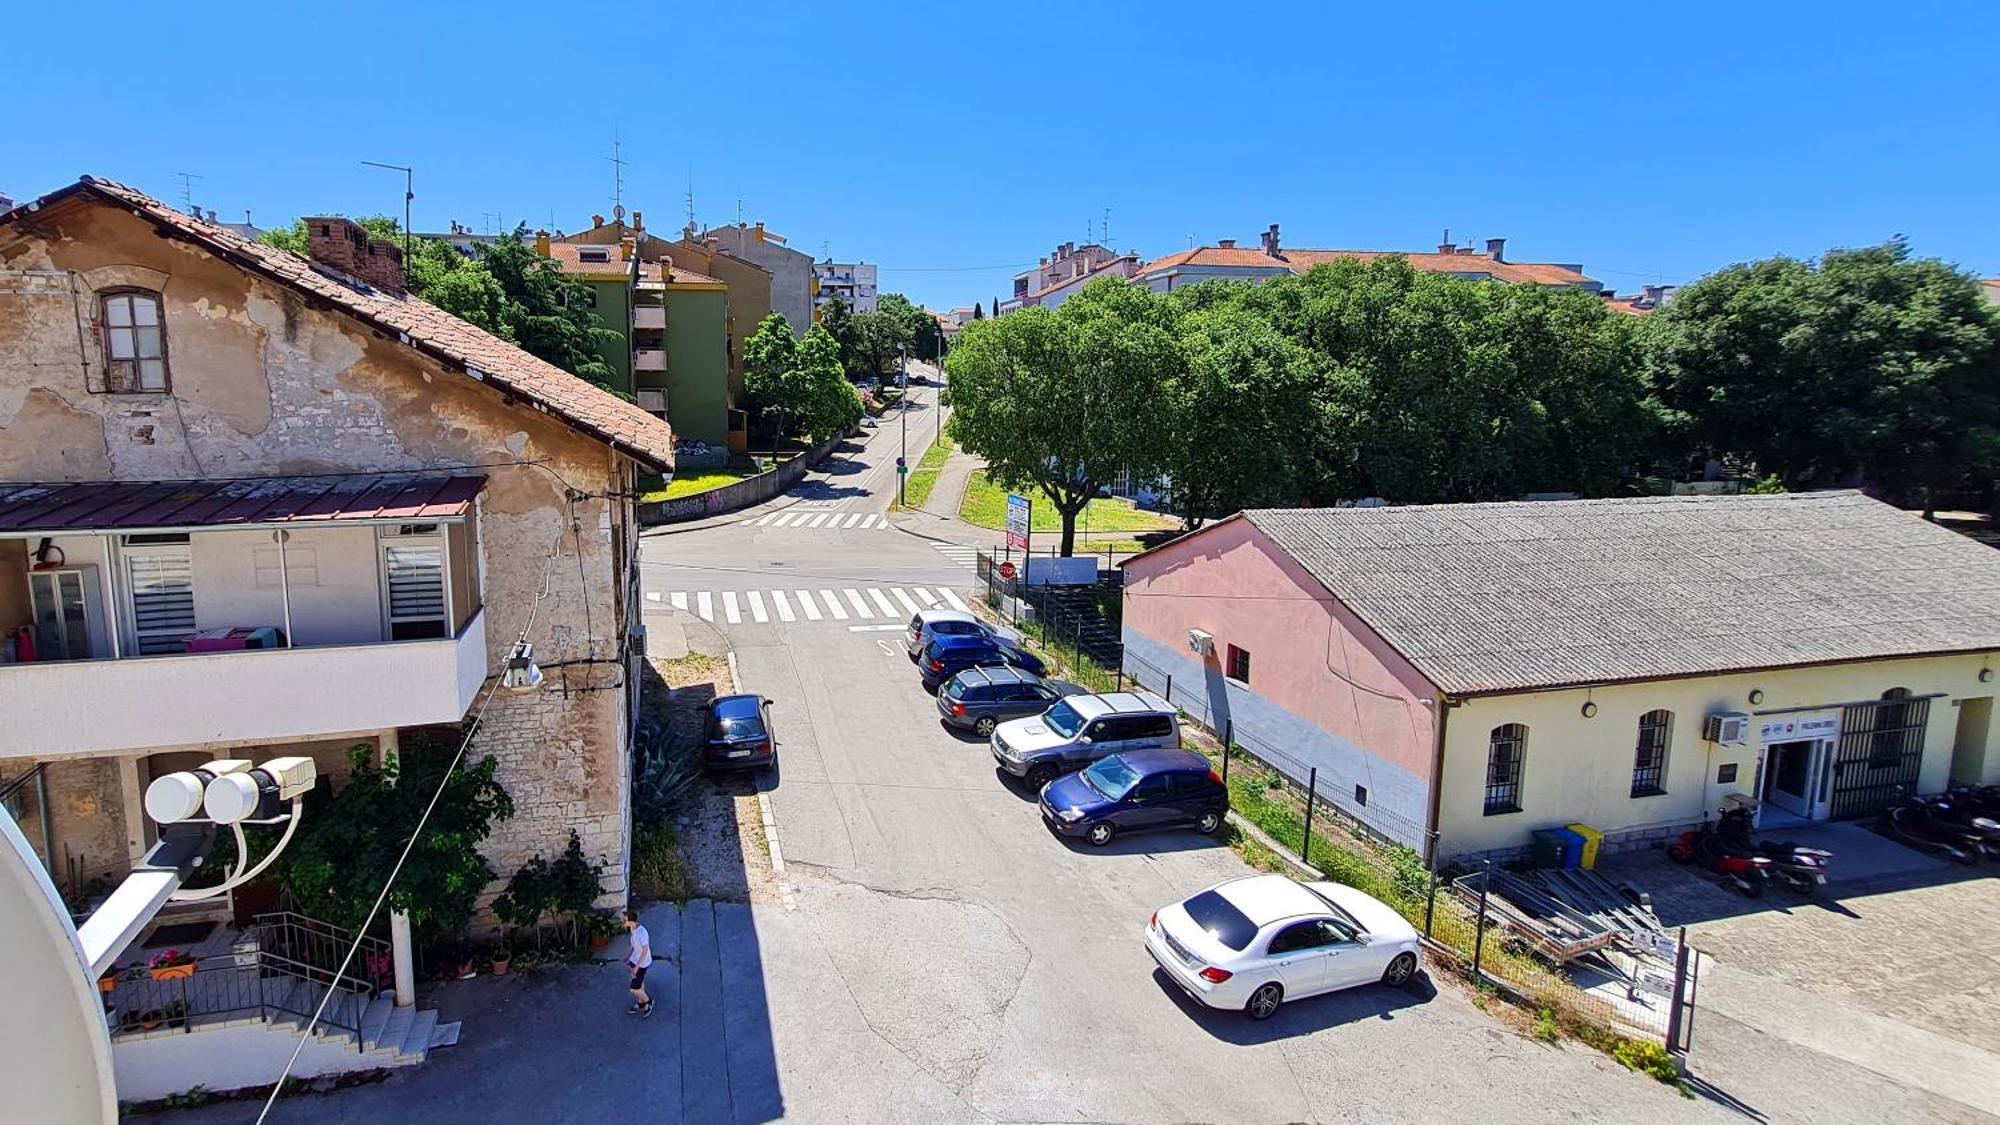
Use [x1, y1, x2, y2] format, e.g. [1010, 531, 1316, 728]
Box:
[633, 306, 666, 330]
[0, 610, 486, 757]
[635, 348, 667, 372]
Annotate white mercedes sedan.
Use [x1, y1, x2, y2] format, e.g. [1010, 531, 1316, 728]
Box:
[1145, 873, 1422, 1020]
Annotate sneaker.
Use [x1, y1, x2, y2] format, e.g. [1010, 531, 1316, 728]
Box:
[639, 1001, 655, 1018]
[627, 1003, 643, 1015]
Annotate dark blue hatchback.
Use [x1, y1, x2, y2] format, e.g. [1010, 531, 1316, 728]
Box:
[919, 633, 1046, 691]
[1038, 749, 1229, 847]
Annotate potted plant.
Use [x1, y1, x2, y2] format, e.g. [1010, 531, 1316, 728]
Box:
[97, 968, 122, 995]
[489, 943, 512, 976]
[586, 911, 618, 952]
[148, 949, 198, 981]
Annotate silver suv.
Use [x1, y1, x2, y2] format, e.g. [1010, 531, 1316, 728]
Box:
[990, 691, 1179, 791]
[904, 609, 1011, 659]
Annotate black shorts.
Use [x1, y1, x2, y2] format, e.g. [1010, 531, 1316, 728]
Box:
[629, 966, 648, 991]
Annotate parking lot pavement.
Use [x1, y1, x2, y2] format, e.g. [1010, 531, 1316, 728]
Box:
[1601, 827, 2000, 1120]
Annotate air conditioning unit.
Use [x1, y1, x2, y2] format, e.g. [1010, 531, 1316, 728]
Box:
[1703, 711, 1752, 746]
[636, 390, 667, 415]
[1187, 629, 1214, 656]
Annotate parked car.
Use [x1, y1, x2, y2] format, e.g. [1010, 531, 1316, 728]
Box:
[904, 609, 1014, 660]
[936, 666, 1074, 736]
[919, 634, 1045, 691]
[701, 694, 776, 771]
[990, 691, 1177, 791]
[1038, 750, 1227, 846]
[1145, 874, 1421, 1020]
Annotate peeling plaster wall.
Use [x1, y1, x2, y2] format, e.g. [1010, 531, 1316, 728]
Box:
[0, 200, 635, 904]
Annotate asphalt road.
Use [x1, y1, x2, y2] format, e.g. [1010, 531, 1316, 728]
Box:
[634, 381, 1719, 1124]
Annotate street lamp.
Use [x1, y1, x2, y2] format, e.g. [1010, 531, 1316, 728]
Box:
[898, 343, 909, 506]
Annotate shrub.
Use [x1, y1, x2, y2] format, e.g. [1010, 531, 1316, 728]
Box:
[631, 824, 692, 903]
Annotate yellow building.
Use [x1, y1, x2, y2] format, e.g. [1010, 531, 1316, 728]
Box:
[1121, 492, 2000, 862]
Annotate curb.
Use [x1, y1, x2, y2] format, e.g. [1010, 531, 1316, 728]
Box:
[726, 650, 786, 881]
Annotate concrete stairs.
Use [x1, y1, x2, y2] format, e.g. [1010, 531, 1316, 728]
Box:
[265, 979, 457, 1068]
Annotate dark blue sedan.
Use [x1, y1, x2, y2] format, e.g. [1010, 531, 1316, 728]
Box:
[1038, 750, 1229, 847]
[701, 693, 776, 771]
[919, 634, 1046, 691]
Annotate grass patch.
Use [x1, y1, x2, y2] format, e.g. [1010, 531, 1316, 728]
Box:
[958, 471, 1179, 539]
[895, 432, 957, 511]
[642, 459, 764, 502]
[629, 822, 692, 904]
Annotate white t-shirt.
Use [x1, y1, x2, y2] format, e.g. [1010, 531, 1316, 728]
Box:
[628, 924, 653, 969]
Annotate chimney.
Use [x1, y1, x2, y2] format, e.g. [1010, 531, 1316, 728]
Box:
[1217, 239, 1237, 250]
[632, 210, 643, 231]
[1641, 284, 1666, 307]
[534, 230, 552, 257]
[1485, 237, 1506, 262]
[304, 216, 368, 277]
[360, 239, 406, 295]
[591, 213, 605, 229]
[1261, 223, 1281, 257]
[620, 235, 635, 261]
[754, 221, 765, 244]
[205, 209, 218, 224]
[1437, 228, 1454, 254]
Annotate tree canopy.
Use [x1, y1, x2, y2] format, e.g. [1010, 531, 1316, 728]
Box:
[744, 313, 862, 453]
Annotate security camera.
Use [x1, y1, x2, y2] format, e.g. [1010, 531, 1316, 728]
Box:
[203, 757, 318, 825]
[142, 760, 252, 825]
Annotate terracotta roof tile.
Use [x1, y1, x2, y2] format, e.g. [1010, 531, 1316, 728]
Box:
[543, 242, 655, 280]
[1136, 245, 1597, 288]
[17, 179, 675, 470]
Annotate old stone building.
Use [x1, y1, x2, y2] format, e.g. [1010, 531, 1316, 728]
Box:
[0, 178, 675, 934]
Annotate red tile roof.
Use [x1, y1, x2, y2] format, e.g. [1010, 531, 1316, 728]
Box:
[1135, 245, 1597, 288]
[0, 473, 484, 533]
[543, 242, 651, 279]
[3, 179, 676, 470]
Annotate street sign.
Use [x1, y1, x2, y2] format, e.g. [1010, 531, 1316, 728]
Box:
[1005, 493, 1031, 552]
[998, 561, 1017, 580]
[897, 465, 907, 475]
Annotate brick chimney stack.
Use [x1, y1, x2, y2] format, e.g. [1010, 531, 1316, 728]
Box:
[1485, 237, 1506, 262]
[632, 210, 644, 231]
[303, 217, 404, 295]
[1217, 238, 1237, 250]
[1261, 223, 1281, 257]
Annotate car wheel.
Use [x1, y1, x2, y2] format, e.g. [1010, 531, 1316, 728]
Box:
[1382, 952, 1417, 988]
[1086, 822, 1115, 847]
[973, 716, 997, 737]
[1246, 982, 1283, 1021]
[1195, 810, 1224, 835]
[1025, 764, 1058, 792]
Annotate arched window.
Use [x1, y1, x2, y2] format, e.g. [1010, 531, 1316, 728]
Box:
[99, 289, 169, 392]
[1632, 710, 1672, 797]
[1484, 724, 1526, 815]
[1870, 688, 1919, 769]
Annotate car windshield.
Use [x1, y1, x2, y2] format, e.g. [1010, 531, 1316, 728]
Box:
[1042, 700, 1086, 738]
[1182, 890, 1259, 952]
[1080, 756, 1140, 799]
[715, 715, 766, 740]
[1301, 884, 1363, 932]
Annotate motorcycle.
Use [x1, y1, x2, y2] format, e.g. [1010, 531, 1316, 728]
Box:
[1668, 818, 1774, 897]
[1714, 805, 1831, 894]
[1881, 800, 1981, 866]
[1924, 793, 2000, 859]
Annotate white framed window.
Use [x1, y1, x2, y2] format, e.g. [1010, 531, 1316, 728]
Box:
[120, 534, 195, 654]
[100, 290, 170, 392]
[379, 524, 448, 640]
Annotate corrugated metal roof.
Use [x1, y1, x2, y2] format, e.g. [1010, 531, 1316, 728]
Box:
[1240, 492, 2000, 695]
[0, 474, 484, 533]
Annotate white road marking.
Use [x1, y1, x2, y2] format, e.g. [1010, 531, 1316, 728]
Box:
[843, 589, 873, 618]
[849, 624, 904, 633]
[747, 591, 769, 623]
[890, 587, 921, 616]
[646, 591, 661, 601]
[843, 513, 864, 528]
[938, 588, 971, 612]
[772, 512, 801, 527]
[772, 590, 796, 622]
[914, 588, 939, 607]
[795, 591, 823, 621]
[867, 588, 896, 617]
[723, 591, 743, 624]
[696, 591, 714, 621]
[820, 590, 849, 620]
[670, 592, 688, 611]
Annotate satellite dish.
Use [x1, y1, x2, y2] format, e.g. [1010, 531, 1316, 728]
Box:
[0, 806, 116, 1123]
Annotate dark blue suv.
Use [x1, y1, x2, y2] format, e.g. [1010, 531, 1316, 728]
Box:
[1038, 749, 1228, 847]
[919, 634, 1045, 691]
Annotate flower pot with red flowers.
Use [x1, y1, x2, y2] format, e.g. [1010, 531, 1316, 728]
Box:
[148, 949, 198, 981]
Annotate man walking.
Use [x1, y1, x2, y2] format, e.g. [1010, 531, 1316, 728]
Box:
[624, 908, 654, 1017]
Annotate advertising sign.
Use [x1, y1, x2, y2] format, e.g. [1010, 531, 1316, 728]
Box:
[1005, 493, 1031, 552]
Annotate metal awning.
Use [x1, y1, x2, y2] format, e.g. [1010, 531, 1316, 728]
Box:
[0, 474, 486, 534]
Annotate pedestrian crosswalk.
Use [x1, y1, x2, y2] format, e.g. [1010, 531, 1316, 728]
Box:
[932, 542, 982, 570]
[738, 510, 891, 530]
[646, 584, 971, 625]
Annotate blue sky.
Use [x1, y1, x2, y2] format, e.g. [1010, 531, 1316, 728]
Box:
[9, 2, 1996, 310]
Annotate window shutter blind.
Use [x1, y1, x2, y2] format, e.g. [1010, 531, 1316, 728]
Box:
[127, 550, 195, 654]
[384, 543, 446, 625]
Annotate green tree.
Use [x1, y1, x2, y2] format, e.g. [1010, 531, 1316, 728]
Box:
[744, 312, 806, 457]
[946, 278, 1178, 554]
[970, 303, 984, 321]
[274, 736, 513, 945]
[1646, 240, 2000, 509]
[1166, 303, 1319, 525]
[878, 293, 941, 360]
[797, 325, 865, 439]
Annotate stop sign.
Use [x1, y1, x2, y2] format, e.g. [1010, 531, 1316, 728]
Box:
[998, 561, 1017, 580]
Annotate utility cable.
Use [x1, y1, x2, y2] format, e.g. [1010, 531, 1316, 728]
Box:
[255, 540, 562, 1122]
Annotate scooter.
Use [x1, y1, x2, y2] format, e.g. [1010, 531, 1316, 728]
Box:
[1668, 820, 1774, 897]
[1881, 800, 1981, 866]
[1715, 806, 1831, 894]
[1923, 794, 2000, 859]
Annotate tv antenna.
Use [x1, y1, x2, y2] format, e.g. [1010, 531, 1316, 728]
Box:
[685, 167, 696, 229]
[607, 138, 627, 217]
[360, 160, 414, 260]
[1103, 207, 1111, 246]
[175, 172, 202, 214]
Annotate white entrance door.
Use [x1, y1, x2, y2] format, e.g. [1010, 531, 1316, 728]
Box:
[1763, 738, 1835, 820]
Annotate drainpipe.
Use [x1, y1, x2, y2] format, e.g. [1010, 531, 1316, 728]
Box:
[378, 728, 417, 1008]
[275, 530, 295, 647]
[1425, 694, 1455, 868]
